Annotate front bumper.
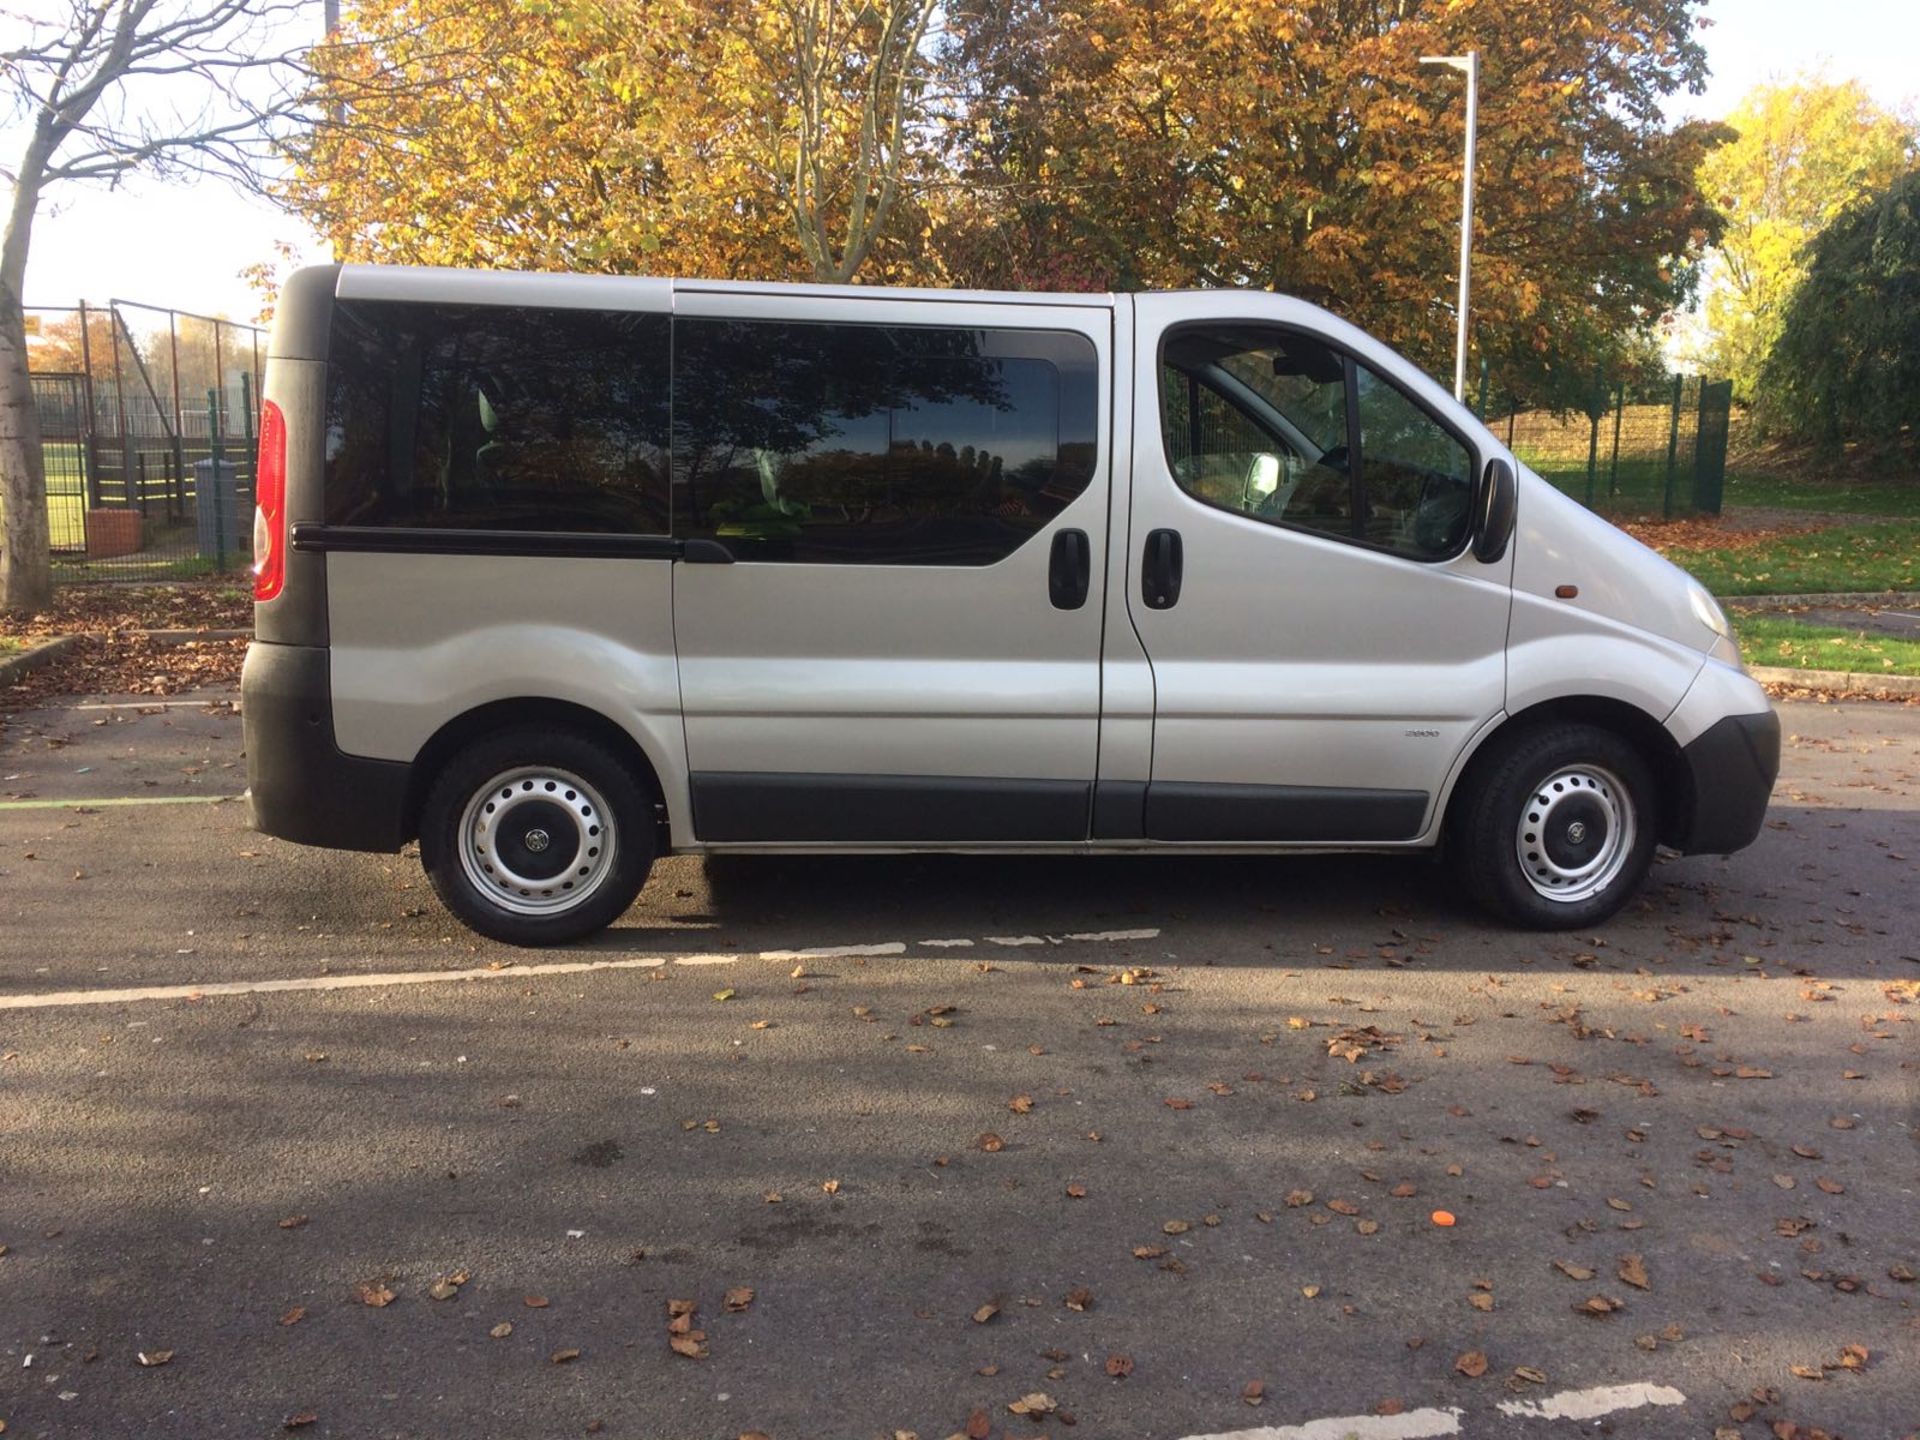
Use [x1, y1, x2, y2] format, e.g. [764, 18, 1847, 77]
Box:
[242, 641, 413, 852]
[1673, 709, 1780, 855]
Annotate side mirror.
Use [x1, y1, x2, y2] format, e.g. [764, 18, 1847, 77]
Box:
[1472, 456, 1517, 564]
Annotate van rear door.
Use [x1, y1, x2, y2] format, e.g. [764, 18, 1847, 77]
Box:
[670, 287, 1113, 844]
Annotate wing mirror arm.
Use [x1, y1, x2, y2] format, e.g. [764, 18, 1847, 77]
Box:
[1472, 456, 1517, 565]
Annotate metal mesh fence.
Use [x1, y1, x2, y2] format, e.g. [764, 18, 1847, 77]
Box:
[23, 301, 265, 583]
[1488, 376, 1733, 517]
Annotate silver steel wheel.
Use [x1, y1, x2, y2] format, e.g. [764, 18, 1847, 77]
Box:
[1514, 764, 1635, 904]
[457, 766, 617, 916]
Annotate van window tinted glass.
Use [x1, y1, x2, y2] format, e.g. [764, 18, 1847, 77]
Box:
[674, 319, 1097, 564]
[324, 299, 671, 533]
[1159, 326, 1473, 561]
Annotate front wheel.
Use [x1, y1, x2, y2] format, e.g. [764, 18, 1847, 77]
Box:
[1450, 724, 1657, 930]
[420, 727, 655, 946]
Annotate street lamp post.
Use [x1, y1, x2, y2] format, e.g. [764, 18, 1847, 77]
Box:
[1419, 50, 1479, 402]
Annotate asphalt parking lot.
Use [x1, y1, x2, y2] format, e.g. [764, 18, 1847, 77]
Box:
[1, 694, 1915, 1440]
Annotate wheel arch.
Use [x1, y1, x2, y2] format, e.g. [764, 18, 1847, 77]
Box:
[404, 697, 673, 848]
[1443, 695, 1690, 849]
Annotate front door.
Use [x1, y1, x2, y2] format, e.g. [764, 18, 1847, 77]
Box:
[1117, 293, 1514, 843]
[671, 289, 1113, 843]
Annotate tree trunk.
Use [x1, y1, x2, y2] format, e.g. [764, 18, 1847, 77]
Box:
[0, 286, 53, 615]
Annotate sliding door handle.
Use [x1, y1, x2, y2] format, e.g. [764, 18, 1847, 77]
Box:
[1049, 528, 1091, 609]
[1142, 528, 1183, 609]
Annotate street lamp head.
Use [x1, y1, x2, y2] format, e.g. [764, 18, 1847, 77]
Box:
[1419, 54, 1474, 72]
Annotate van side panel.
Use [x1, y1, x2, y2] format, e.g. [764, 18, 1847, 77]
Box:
[324, 552, 692, 843]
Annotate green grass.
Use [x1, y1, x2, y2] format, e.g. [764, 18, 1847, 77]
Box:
[1720, 470, 1920, 518]
[0, 635, 25, 655]
[1733, 614, 1920, 676]
[1671, 521, 1920, 596]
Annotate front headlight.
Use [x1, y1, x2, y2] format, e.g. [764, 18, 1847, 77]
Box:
[1688, 583, 1731, 640]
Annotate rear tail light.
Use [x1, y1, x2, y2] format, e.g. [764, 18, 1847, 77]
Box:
[253, 399, 287, 602]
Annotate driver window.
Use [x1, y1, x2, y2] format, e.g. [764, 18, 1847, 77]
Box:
[1159, 325, 1475, 562]
[1159, 330, 1354, 543]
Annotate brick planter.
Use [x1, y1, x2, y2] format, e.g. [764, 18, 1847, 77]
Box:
[86, 507, 143, 559]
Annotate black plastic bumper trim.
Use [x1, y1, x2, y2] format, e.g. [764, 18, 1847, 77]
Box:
[241, 641, 412, 852]
[1144, 781, 1428, 842]
[1674, 708, 1780, 854]
[691, 772, 1091, 843]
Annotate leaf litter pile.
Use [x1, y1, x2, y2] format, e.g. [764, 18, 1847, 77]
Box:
[0, 580, 249, 720]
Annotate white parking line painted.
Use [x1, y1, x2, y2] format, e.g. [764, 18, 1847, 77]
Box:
[759, 942, 908, 960]
[986, 934, 1048, 946]
[1180, 1407, 1462, 1440]
[0, 794, 239, 811]
[1065, 928, 1161, 943]
[918, 938, 975, 948]
[0, 927, 1160, 1011]
[1495, 1382, 1685, 1421]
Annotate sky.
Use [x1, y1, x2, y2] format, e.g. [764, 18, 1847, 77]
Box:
[10, 0, 1920, 322]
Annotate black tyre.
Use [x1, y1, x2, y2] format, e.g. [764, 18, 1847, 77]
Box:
[1449, 723, 1657, 930]
[419, 726, 655, 946]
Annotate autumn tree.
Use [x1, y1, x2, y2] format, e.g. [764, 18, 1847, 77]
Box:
[1695, 76, 1917, 404]
[290, 0, 1725, 405]
[939, 0, 1727, 402]
[1, 0, 322, 612]
[292, 0, 944, 284]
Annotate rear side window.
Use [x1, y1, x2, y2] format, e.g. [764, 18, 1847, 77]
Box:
[674, 319, 1098, 564]
[324, 299, 671, 533]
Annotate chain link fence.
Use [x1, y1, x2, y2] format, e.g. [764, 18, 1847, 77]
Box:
[24, 300, 265, 583]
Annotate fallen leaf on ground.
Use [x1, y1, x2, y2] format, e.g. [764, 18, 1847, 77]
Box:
[352, 1281, 395, 1308]
[1007, 1393, 1056, 1416]
[1455, 1351, 1488, 1378]
[1008, 1095, 1034, 1113]
[972, 1303, 999, 1324]
[1064, 1286, 1094, 1311]
[490, 1322, 512, 1339]
[724, 1287, 755, 1313]
[279, 1307, 305, 1327]
[550, 1348, 580, 1364]
[283, 1414, 317, 1430]
[1575, 1295, 1623, 1317]
[976, 1133, 1005, 1153]
[136, 1350, 174, 1368]
[1243, 1380, 1265, 1405]
[1554, 1260, 1596, 1281]
[1106, 1353, 1134, 1378]
[1618, 1254, 1651, 1290]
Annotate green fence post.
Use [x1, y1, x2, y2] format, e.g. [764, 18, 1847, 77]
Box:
[240, 370, 256, 515]
[1475, 356, 1489, 420]
[1661, 374, 1682, 519]
[208, 386, 226, 571]
[1607, 384, 1624, 498]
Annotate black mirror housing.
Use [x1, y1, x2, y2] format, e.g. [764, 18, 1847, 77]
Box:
[1473, 457, 1517, 564]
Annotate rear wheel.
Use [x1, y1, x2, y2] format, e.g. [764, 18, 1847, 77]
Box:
[1450, 723, 1657, 930]
[420, 727, 655, 946]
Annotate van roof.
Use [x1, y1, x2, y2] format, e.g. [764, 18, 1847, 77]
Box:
[333, 263, 1121, 308]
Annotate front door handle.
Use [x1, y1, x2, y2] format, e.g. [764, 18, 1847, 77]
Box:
[1142, 528, 1183, 609]
[1049, 528, 1091, 610]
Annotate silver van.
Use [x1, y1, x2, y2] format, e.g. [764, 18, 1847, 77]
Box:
[242, 264, 1778, 945]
